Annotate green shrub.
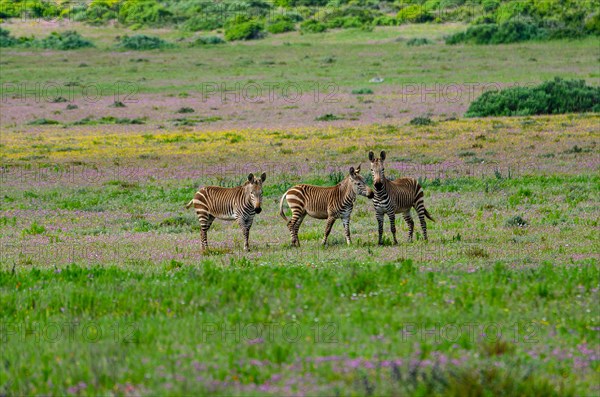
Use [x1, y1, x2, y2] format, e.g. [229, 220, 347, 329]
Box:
[0, 27, 17, 47]
[373, 15, 398, 26]
[407, 37, 432, 46]
[117, 35, 172, 50]
[38, 31, 94, 50]
[584, 12, 600, 34]
[505, 215, 528, 227]
[315, 113, 342, 121]
[446, 21, 544, 45]
[397, 5, 433, 24]
[191, 36, 226, 46]
[118, 0, 173, 27]
[410, 116, 433, 126]
[466, 78, 600, 117]
[28, 118, 60, 126]
[493, 20, 544, 43]
[181, 15, 223, 32]
[176, 107, 195, 114]
[224, 16, 265, 41]
[78, 1, 119, 25]
[351, 88, 373, 95]
[266, 15, 296, 34]
[300, 19, 328, 33]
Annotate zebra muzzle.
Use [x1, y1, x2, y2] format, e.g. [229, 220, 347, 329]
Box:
[254, 207, 262, 214]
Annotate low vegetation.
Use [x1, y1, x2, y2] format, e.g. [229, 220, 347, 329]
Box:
[0, 28, 94, 49]
[0, 0, 597, 42]
[466, 78, 600, 117]
[116, 34, 172, 50]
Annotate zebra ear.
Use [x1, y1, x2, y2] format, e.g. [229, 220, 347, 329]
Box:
[349, 166, 355, 176]
[368, 151, 374, 162]
[356, 164, 361, 173]
[248, 173, 254, 182]
[260, 172, 266, 182]
[380, 151, 386, 161]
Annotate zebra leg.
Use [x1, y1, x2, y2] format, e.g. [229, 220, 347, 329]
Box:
[403, 211, 415, 242]
[322, 216, 336, 246]
[242, 226, 250, 251]
[238, 217, 253, 251]
[290, 212, 306, 247]
[389, 212, 399, 245]
[342, 217, 351, 245]
[199, 215, 214, 252]
[376, 212, 385, 245]
[417, 210, 428, 241]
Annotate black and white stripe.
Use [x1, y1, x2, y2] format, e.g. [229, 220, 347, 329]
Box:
[279, 166, 373, 246]
[369, 151, 434, 244]
[186, 173, 266, 252]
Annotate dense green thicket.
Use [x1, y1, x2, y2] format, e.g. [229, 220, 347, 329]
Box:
[0, 28, 93, 49]
[446, 20, 544, 44]
[38, 30, 94, 49]
[116, 34, 172, 50]
[466, 78, 600, 117]
[0, 27, 16, 47]
[224, 15, 265, 41]
[0, 0, 597, 42]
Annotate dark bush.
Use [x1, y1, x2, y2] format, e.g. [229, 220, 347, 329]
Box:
[28, 118, 60, 125]
[466, 78, 600, 117]
[117, 35, 172, 50]
[406, 37, 432, 46]
[315, 114, 342, 121]
[352, 88, 374, 95]
[0, 27, 18, 47]
[446, 21, 544, 45]
[39, 31, 94, 50]
[224, 16, 265, 41]
[505, 215, 528, 227]
[410, 116, 433, 126]
[300, 19, 328, 34]
[176, 107, 195, 114]
[191, 36, 226, 46]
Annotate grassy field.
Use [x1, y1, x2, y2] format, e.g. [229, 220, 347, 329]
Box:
[1, 20, 599, 396]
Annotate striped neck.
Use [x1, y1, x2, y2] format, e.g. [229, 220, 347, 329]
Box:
[373, 178, 389, 198]
[340, 177, 356, 201]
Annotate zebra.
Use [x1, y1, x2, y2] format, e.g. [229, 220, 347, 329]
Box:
[368, 151, 434, 244]
[279, 165, 374, 247]
[186, 173, 266, 252]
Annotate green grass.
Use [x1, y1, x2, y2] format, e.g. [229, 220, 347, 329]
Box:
[1, 260, 597, 395]
[1, 23, 598, 98]
[1, 20, 598, 396]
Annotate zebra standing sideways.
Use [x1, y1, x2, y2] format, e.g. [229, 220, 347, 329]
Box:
[369, 151, 434, 244]
[279, 165, 374, 246]
[186, 173, 266, 252]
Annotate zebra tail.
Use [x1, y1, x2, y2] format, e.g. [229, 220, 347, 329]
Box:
[424, 208, 435, 222]
[279, 191, 289, 222]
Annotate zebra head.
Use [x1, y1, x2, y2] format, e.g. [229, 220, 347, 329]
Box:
[246, 172, 266, 214]
[349, 165, 374, 199]
[368, 150, 386, 190]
